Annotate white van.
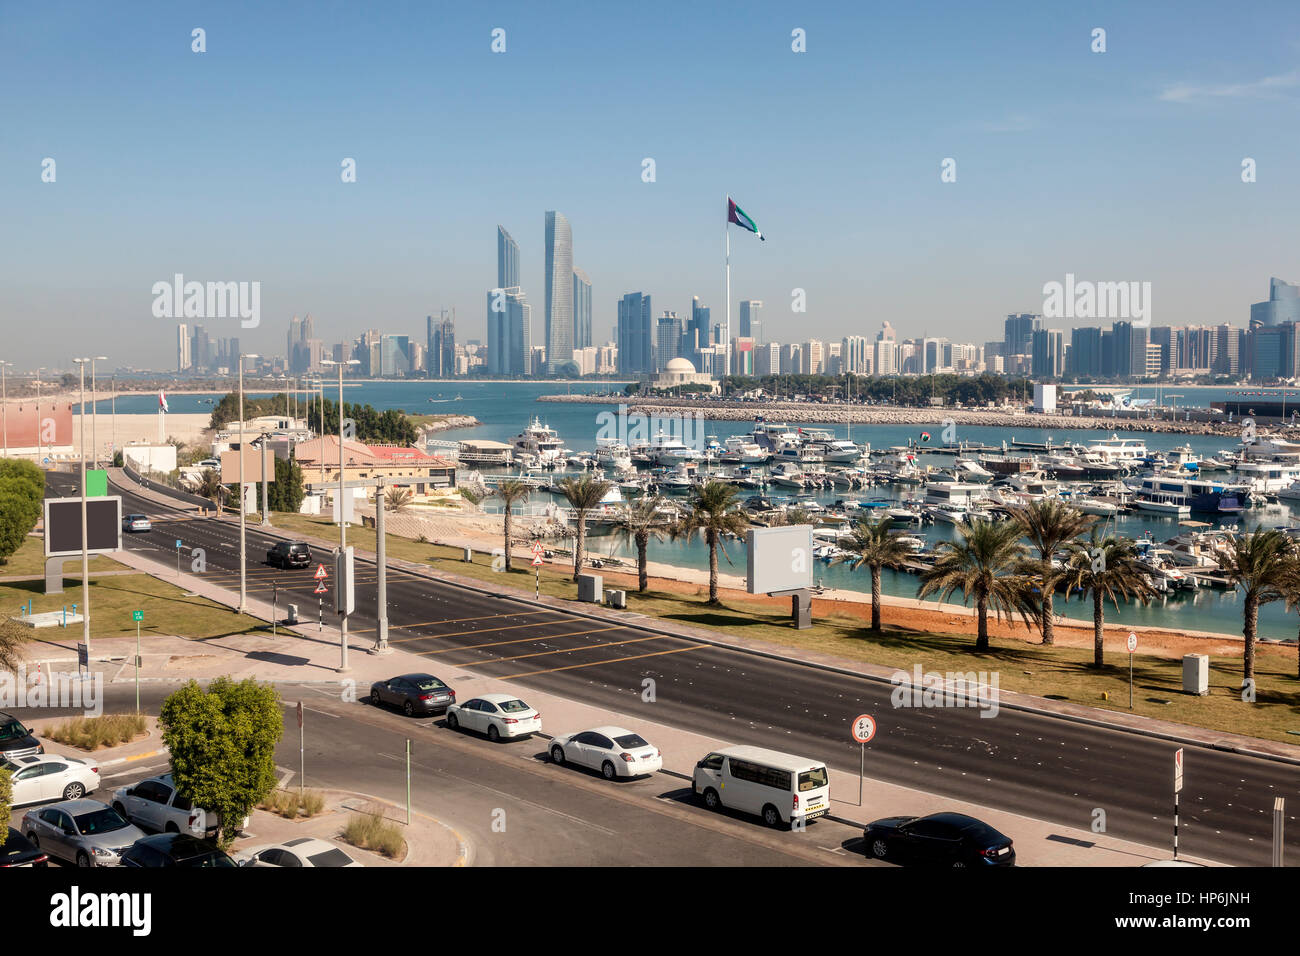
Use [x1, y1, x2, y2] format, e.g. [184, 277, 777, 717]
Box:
[692, 745, 831, 828]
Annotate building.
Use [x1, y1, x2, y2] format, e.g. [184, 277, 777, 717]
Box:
[616, 292, 653, 375]
[1213, 324, 1243, 376]
[1250, 323, 1297, 381]
[652, 357, 717, 393]
[294, 436, 457, 498]
[543, 211, 574, 373]
[780, 343, 802, 375]
[686, 296, 711, 360]
[573, 267, 592, 350]
[1068, 326, 1102, 377]
[177, 324, 191, 371]
[874, 322, 898, 376]
[497, 225, 520, 289]
[1250, 277, 1300, 328]
[655, 311, 684, 372]
[1031, 329, 1065, 378]
[739, 300, 763, 343]
[755, 342, 781, 375]
[427, 310, 455, 378]
[380, 335, 411, 377]
[802, 339, 825, 375]
[1004, 313, 1039, 358]
[487, 287, 532, 376]
[842, 335, 869, 374]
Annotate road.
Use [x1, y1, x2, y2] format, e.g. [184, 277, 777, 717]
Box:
[46, 471, 1300, 866]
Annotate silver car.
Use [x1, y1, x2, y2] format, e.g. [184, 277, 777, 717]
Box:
[21, 799, 145, 868]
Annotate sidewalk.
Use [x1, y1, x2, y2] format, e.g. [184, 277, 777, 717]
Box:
[22, 543, 1221, 867]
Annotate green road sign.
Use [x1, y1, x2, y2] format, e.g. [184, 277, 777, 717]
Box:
[87, 469, 108, 497]
[132, 610, 143, 622]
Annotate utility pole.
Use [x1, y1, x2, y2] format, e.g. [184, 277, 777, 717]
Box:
[237, 353, 259, 614]
[72, 358, 97, 670]
[371, 478, 391, 655]
[322, 358, 359, 671]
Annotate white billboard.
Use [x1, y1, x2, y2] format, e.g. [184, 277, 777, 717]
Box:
[746, 525, 814, 595]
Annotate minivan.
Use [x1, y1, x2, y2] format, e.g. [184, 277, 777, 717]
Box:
[266, 541, 311, 569]
[693, 745, 831, 828]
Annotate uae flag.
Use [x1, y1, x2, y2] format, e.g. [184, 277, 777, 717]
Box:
[727, 197, 764, 240]
[158, 389, 169, 412]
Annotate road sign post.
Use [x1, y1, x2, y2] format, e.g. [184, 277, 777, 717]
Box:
[272, 581, 278, 636]
[297, 701, 304, 798]
[406, 738, 412, 826]
[851, 714, 876, 807]
[532, 542, 544, 601]
[1127, 632, 1137, 709]
[1174, 747, 1184, 860]
[175, 538, 182, 579]
[132, 609, 143, 713]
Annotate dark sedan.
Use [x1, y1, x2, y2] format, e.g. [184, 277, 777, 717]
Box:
[119, 833, 236, 868]
[1, 828, 49, 868]
[863, 812, 1015, 867]
[369, 673, 455, 716]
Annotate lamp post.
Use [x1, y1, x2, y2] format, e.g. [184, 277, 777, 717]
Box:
[89, 356, 107, 469]
[260, 431, 271, 527]
[321, 358, 359, 672]
[237, 353, 259, 614]
[72, 358, 94, 669]
[0, 361, 11, 458]
[34, 368, 43, 462]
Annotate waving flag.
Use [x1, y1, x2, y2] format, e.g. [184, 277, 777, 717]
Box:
[727, 197, 764, 240]
[159, 389, 169, 412]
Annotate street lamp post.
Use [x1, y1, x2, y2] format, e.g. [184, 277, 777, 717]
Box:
[0, 361, 11, 458]
[90, 357, 107, 469]
[34, 368, 43, 462]
[260, 431, 271, 527]
[72, 358, 94, 670]
[321, 358, 359, 672]
[237, 353, 259, 615]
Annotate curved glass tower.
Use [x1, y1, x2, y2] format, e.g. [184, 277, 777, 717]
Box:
[544, 211, 573, 373]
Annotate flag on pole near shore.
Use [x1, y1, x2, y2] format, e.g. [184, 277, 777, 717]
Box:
[727, 197, 764, 240]
[158, 389, 169, 412]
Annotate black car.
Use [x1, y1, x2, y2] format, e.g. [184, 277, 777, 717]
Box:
[0, 713, 43, 761]
[369, 673, 455, 716]
[266, 541, 311, 569]
[1, 828, 49, 868]
[119, 833, 237, 868]
[863, 812, 1015, 867]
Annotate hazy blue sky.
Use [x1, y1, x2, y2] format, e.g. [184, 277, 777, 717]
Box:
[3, 0, 1299, 370]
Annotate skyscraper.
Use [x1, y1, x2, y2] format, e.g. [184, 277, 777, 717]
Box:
[487, 288, 532, 376]
[1250, 277, 1300, 328]
[573, 267, 592, 350]
[177, 323, 191, 371]
[655, 311, 683, 372]
[497, 225, 520, 289]
[428, 310, 456, 377]
[1004, 313, 1039, 357]
[544, 211, 573, 373]
[685, 296, 710, 360]
[617, 292, 653, 375]
[739, 300, 763, 343]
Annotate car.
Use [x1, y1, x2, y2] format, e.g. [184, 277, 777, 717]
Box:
[549, 726, 663, 780]
[0, 828, 48, 868]
[862, 812, 1015, 867]
[0, 713, 43, 761]
[369, 673, 455, 716]
[22, 799, 145, 868]
[119, 832, 237, 868]
[197, 459, 220, 468]
[236, 837, 362, 868]
[122, 514, 152, 532]
[445, 693, 541, 742]
[2, 754, 99, 805]
[111, 773, 246, 838]
[266, 540, 311, 568]
[692, 745, 831, 828]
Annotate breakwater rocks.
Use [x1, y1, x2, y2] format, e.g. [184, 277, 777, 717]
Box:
[536, 394, 1239, 437]
[417, 415, 480, 434]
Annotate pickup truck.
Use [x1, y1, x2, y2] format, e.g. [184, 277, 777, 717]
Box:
[110, 774, 247, 838]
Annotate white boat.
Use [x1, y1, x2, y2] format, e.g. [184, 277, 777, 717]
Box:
[1134, 497, 1191, 518]
[1086, 435, 1150, 463]
[768, 463, 806, 489]
[643, 430, 705, 466]
[511, 418, 565, 466]
[1233, 459, 1300, 493]
[954, 458, 995, 483]
[1277, 481, 1300, 502]
[1071, 497, 1120, 517]
[1238, 434, 1300, 460]
[595, 440, 633, 473]
[773, 441, 825, 466]
[721, 436, 769, 464]
[928, 507, 968, 525]
[811, 438, 865, 463]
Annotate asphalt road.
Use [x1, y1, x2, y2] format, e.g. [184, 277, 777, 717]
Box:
[45, 471, 1300, 866]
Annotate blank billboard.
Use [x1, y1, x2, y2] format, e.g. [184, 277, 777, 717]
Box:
[44, 496, 123, 558]
[746, 525, 814, 595]
[219, 448, 269, 483]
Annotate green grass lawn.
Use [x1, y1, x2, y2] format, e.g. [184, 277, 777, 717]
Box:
[250, 513, 1300, 744]
[0, 536, 124, 578]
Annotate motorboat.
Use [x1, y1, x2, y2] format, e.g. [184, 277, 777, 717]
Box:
[595, 440, 634, 473]
[511, 418, 565, 467]
[721, 436, 769, 464]
[768, 463, 806, 489]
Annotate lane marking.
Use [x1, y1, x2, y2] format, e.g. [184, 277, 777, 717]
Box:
[500, 644, 702, 679]
[460, 633, 674, 666]
[412, 624, 628, 656]
[386, 616, 587, 645]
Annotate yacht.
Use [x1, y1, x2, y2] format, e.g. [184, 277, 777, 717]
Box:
[954, 458, 995, 483]
[807, 436, 865, 463]
[1277, 480, 1300, 502]
[1086, 435, 1150, 463]
[1135, 475, 1249, 515]
[643, 430, 706, 466]
[1238, 434, 1300, 460]
[1232, 459, 1300, 494]
[594, 440, 634, 473]
[773, 441, 825, 466]
[511, 418, 565, 467]
[721, 436, 770, 464]
[1133, 496, 1192, 519]
[768, 463, 806, 490]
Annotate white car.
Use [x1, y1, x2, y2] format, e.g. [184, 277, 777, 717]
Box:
[549, 726, 663, 780]
[3, 754, 100, 806]
[237, 837, 362, 868]
[445, 693, 541, 741]
[111, 773, 247, 838]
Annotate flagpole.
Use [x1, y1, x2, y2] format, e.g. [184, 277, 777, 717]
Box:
[725, 196, 731, 378]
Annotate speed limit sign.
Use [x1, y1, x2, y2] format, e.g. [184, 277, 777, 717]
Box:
[1127, 632, 1138, 653]
[851, 714, 876, 744]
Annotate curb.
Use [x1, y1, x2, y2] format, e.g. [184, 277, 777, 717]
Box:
[99, 748, 167, 768]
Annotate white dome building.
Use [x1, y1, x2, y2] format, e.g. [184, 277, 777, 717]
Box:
[653, 357, 718, 393]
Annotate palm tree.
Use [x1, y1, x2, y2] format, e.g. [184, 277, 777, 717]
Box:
[1009, 499, 1095, 646]
[1215, 527, 1292, 683]
[1277, 547, 1300, 678]
[611, 495, 670, 593]
[557, 474, 614, 581]
[833, 517, 911, 633]
[674, 481, 751, 605]
[384, 487, 412, 513]
[492, 479, 532, 573]
[917, 520, 1039, 652]
[1062, 528, 1156, 668]
[195, 468, 224, 515]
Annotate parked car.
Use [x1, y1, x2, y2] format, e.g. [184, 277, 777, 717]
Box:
[445, 693, 541, 742]
[3, 754, 99, 805]
[863, 812, 1015, 867]
[237, 837, 362, 868]
[119, 833, 236, 868]
[0, 828, 48, 868]
[122, 514, 152, 532]
[693, 746, 831, 829]
[22, 800, 145, 867]
[197, 458, 220, 468]
[549, 726, 663, 780]
[266, 540, 312, 568]
[369, 673, 455, 716]
[0, 713, 42, 761]
[111, 774, 246, 838]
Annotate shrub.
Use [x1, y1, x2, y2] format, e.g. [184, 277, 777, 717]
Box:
[341, 803, 405, 859]
[46, 714, 147, 750]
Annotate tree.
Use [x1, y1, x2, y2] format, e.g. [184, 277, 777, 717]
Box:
[492, 480, 532, 573]
[0, 763, 10, 836]
[1214, 527, 1293, 684]
[834, 517, 911, 633]
[612, 495, 670, 593]
[557, 474, 614, 581]
[268, 457, 305, 514]
[0, 476, 42, 564]
[159, 677, 283, 849]
[1009, 499, 1095, 646]
[0, 618, 30, 675]
[917, 520, 1039, 652]
[384, 487, 412, 514]
[195, 468, 225, 515]
[0, 459, 44, 499]
[674, 481, 751, 605]
[1061, 529, 1156, 668]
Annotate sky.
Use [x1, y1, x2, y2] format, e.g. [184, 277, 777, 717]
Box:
[3, 0, 1300, 371]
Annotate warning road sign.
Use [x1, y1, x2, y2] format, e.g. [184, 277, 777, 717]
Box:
[314, 564, 329, 580]
[531, 555, 544, 567]
[314, 582, 327, 595]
